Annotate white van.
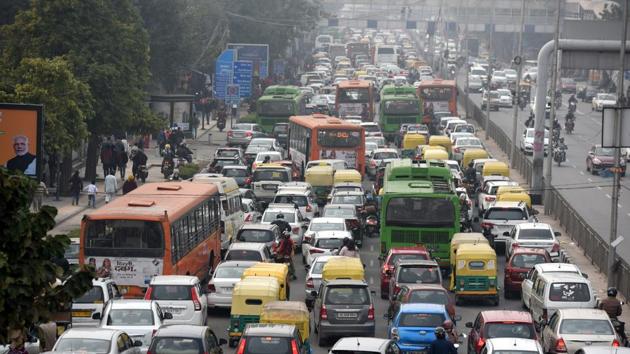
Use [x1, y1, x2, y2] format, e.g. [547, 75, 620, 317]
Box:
[375, 45, 398, 65]
[529, 272, 597, 325]
[315, 35, 333, 49]
[192, 174, 244, 252]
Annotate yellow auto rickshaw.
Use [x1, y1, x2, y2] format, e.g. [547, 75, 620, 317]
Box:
[429, 135, 453, 154]
[242, 263, 290, 300]
[496, 186, 532, 208]
[482, 161, 510, 178]
[260, 301, 311, 352]
[229, 276, 281, 347]
[305, 165, 334, 205]
[423, 148, 449, 161]
[451, 243, 499, 306]
[321, 256, 365, 281]
[449, 232, 489, 272]
[462, 148, 490, 168]
[333, 169, 362, 185]
[402, 133, 428, 159]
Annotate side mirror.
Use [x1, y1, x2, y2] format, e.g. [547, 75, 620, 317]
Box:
[465, 322, 473, 328]
[133, 340, 143, 347]
[554, 231, 561, 237]
[91, 312, 101, 320]
[163, 312, 173, 320]
[370, 290, 376, 296]
[583, 272, 589, 279]
[310, 290, 318, 297]
[219, 338, 228, 346]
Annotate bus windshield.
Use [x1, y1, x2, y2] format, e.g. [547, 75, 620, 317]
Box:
[386, 197, 455, 227]
[318, 129, 361, 148]
[85, 220, 164, 257]
[258, 101, 295, 116]
[337, 88, 370, 103]
[419, 87, 453, 101]
[383, 100, 420, 115]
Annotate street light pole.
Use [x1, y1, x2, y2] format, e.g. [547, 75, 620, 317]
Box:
[608, 0, 629, 288]
[464, 0, 470, 120]
[484, 0, 495, 141]
[510, 0, 526, 167]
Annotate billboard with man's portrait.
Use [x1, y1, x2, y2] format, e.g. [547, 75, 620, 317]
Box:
[0, 103, 43, 180]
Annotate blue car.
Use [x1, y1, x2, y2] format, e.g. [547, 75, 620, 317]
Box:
[388, 303, 456, 353]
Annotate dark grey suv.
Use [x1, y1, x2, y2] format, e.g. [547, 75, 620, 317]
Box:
[238, 324, 307, 354]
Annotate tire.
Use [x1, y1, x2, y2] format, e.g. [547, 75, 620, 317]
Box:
[381, 291, 388, 300]
[493, 295, 500, 306]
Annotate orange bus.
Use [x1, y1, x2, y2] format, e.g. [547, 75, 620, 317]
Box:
[288, 114, 366, 177]
[417, 79, 458, 116]
[80, 182, 221, 297]
[335, 80, 375, 121]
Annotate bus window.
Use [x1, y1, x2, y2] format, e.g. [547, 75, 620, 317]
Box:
[317, 129, 361, 148]
[85, 220, 164, 252]
[338, 88, 370, 103]
[385, 197, 455, 227]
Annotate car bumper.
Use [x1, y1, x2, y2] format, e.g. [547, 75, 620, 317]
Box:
[164, 313, 205, 326]
[397, 343, 430, 353]
[319, 321, 375, 338]
[208, 293, 233, 308]
[504, 278, 523, 292]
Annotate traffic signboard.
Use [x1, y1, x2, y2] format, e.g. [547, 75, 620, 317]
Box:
[227, 43, 269, 79]
[213, 49, 234, 100]
[233, 60, 253, 98]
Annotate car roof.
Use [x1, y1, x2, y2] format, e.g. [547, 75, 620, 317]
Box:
[535, 262, 581, 273]
[265, 204, 299, 212]
[315, 231, 352, 239]
[488, 201, 526, 208]
[150, 275, 199, 286]
[486, 338, 541, 351]
[228, 242, 267, 251]
[401, 284, 448, 292]
[325, 204, 356, 209]
[60, 328, 120, 340]
[155, 324, 208, 337]
[399, 303, 447, 313]
[331, 337, 391, 351]
[557, 308, 610, 320]
[390, 246, 429, 254]
[275, 189, 309, 196]
[515, 222, 552, 230]
[108, 299, 154, 310]
[396, 259, 439, 267]
[223, 165, 248, 170]
[333, 191, 364, 196]
[241, 223, 277, 231]
[325, 279, 368, 286]
[311, 217, 346, 223]
[374, 148, 398, 153]
[243, 323, 296, 337]
[480, 310, 533, 323]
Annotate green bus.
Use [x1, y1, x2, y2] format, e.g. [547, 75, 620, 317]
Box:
[380, 159, 460, 268]
[379, 85, 423, 141]
[256, 85, 308, 132]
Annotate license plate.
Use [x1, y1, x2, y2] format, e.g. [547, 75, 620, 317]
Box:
[72, 310, 92, 317]
[263, 184, 277, 190]
[164, 307, 183, 314]
[222, 287, 233, 292]
[336, 312, 358, 319]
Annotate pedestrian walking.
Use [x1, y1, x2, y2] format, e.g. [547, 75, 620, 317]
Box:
[114, 138, 128, 179]
[69, 170, 83, 205]
[6, 328, 29, 354]
[122, 175, 138, 195]
[104, 172, 117, 203]
[85, 180, 98, 208]
[100, 137, 114, 177]
[32, 180, 48, 211]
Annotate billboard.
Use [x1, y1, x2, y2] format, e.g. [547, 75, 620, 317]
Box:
[0, 103, 43, 180]
[227, 43, 269, 79]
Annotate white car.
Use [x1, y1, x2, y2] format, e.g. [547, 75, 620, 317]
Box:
[496, 89, 513, 107]
[484, 338, 543, 354]
[468, 75, 483, 92]
[365, 141, 378, 157]
[248, 138, 285, 158]
[520, 128, 549, 155]
[477, 179, 519, 213]
[224, 242, 273, 263]
[145, 275, 207, 326]
[452, 137, 484, 161]
[207, 260, 258, 308]
[96, 300, 172, 346]
[504, 69, 518, 83]
[366, 136, 386, 148]
[522, 263, 585, 310]
[252, 151, 282, 171]
[241, 198, 261, 223]
[444, 119, 467, 136]
[450, 132, 474, 145]
[302, 217, 347, 254]
[50, 328, 142, 354]
[505, 222, 561, 258]
[329, 337, 400, 354]
[491, 70, 507, 87]
[360, 122, 382, 137]
[272, 188, 319, 220]
[72, 278, 122, 328]
[367, 148, 399, 176]
[304, 230, 352, 267]
[261, 203, 308, 247]
[304, 255, 335, 307]
[541, 309, 619, 354]
[592, 93, 617, 111]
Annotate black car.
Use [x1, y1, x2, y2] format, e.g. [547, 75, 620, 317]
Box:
[222, 165, 251, 187]
[208, 157, 244, 174]
[272, 123, 289, 149]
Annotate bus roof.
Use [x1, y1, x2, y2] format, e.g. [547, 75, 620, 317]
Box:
[385, 159, 453, 189]
[83, 182, 218, 222]
[384, 179, 449, 195]
[262, 85, 301, 96]
[336, 80, 372, 89]
[380, 84, 417, 97]
[289, 114, 364, 130]
[417, 79, 456, 87]
[191, 175, 240, 194]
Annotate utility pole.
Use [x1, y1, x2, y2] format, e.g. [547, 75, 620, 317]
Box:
[484, 0, 495, 140]
[608, 0, 629, 288]
[464, 0, 470, 120]
[544, 0, 563, 215]
[510, 0, 526, 167]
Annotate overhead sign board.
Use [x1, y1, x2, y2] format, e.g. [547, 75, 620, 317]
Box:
[227, 43, 269, 79]
[213, 49, 235, 100]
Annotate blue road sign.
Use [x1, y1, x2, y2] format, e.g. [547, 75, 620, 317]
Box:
[233, 60, 253, 98]
[227, 43, 269, 79]
[214, 49, 234, 100]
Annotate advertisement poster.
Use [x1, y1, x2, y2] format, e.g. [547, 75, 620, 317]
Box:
[320, 149, 357, 169]
[88, 257, 163, 287]
[424, 101, 449, 113]
[0, 104, 43, 180]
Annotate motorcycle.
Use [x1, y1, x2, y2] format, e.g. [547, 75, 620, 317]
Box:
[565, 119, 575, 134]
[552, 127, 561, 142]
[481, 224, 496, 249]
[161, 159, 174, 179]
[365, 215, 379, 238]
[568, 101, 577, 114]
[136, 164, 148, 183]
[217, 118, 226, 132]
[612, 318, 629, 347]
[553, 145, 567, 166]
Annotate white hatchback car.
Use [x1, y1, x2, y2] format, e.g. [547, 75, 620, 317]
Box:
[51, 328, 143, 354]
[72, 278, 122, 328]
[302, 217, 347, 262]
[207, 260, 258, 308]
[305, 230, 352, 267]
[521, 263, 585, 310]
[272, 188, 319, 220]
[145, 275, 207, 326]
[484, 338, 543, 354]
[260, 203, 308, 247]
[505, 222, 561, 258]
[541, 309, 619, 354]
[96, 300, 172, 346]
[224, 242, 273, 263]
[329, 337, 400, 354]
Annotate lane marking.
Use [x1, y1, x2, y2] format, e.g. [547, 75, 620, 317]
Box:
[369, 276, 374, 284]
[606, 194, 612, 199]
[369, 259, 375, 268]
[580, 171, 585, 175]
[571, 164, 577, 168]
[597, 186, 603, 190]
[587, 178, 593, 182]
[370, 245, 375, 252]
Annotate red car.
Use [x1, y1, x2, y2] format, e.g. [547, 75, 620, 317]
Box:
[379, 246, 430, 299]
[466, 310, 537, 354]
[388, 284, 456, 321]
[504, 247, 551, 299]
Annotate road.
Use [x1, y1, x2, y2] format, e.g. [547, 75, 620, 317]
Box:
[459, 75, 630, 264]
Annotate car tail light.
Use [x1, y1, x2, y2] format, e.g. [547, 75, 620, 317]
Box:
[208, 283, 216, 293]
[306, 205, 312, 212]
[236, 339, 246, 354]
[484, 196, 495, 202]
[292, 227, 299, 234]
[320, 305, 328, 320]
[476, 338, 485, 351]
[144, 287, 153, 300]
[245, 214, 253, 222]
[291, 339, 299, 354]
[554, 338, 567, 352]
[512, 242, 520, 249]
[227, 131, 233, 137]
[245, 131, 253, 137]
[191, 287, 202, 311]
[306, 278, 314, 289]
[310, 248, 324, 254]
[551, 242, 560, 252]
[368, 304, 375, 320]
[613, 339, 621, 347]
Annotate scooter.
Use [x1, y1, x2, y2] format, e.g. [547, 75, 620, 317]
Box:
[565, 119, 575, 134]
[217, 118, 226, 132]
[568, 101, 577, 114]
[365, 215, 379, 238]
[612, 318, 629, 347]
[162, 159, 174, 179]
[136, 164, 148, 183]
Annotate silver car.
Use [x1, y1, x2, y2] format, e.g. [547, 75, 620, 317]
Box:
[304, 255, 335, 308]
[452, 137, 484, 162]
[367, 148, 399, 177]
[227, 123, 266, 147]
[96, 300, 172, 346]
[329, 337, 400, 354]
[50, 328, 142, 354]
[541, 309, 619, 354]
[148, 325, 227, 354]
[505, 222, 561, 258]
[207, 261, 258, 308]
[145, 275, 207, 326]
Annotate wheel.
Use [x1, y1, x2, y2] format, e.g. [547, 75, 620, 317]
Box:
[302, 254, 306, 265]
[504, 289, 511, 299]
[381, 291, 388, 300]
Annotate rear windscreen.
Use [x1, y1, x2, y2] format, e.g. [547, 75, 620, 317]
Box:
[399, 313, 445, 327]
[238, 229, 274, 243]
[244, 336, 292, 354]
[511, 254, 547, 268]
[254, 170, 289, 182]
[325, 286, 370, 305]
[518, 229, 553, 240]
[75, 286, 104, 303]
[407, 290, 448, 305]
[225, 250, 263, 262]
[484, 323, 536, 339]
[549, 282, 591, 302]
[151, 337, 203, 354]
[397, 266, 441, 284]
[149, 285, 192, 300]
[484, 208, 527, 220]
[274, 195, 308, 207]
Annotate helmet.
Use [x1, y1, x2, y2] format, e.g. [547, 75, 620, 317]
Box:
[608, 287, 618, 297]
[435, 327, 446, 336]
[165, 144, 171, 150]
[443, 320, 454, 330]
[276, 213, 285, 220]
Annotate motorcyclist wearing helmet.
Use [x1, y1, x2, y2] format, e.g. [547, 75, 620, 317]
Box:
[599, 287, 623, 319]
[271, 214, 296, 280]
[162, 144, 174, 170]
[443, 320, 459, 345]
[568, 94, 578, 105]
[464, 162, 477, 184]
[429, 327, 457, 354]
[556, 137, 568, 151]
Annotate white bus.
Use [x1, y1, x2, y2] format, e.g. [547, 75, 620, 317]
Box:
[375, 45, 398, 65]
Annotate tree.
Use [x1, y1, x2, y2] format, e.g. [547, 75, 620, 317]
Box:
[600, 1, 623, 20]
[0, 0, 29, 27]
[0, 168, 94, 342]
[1, 0, 160, 181]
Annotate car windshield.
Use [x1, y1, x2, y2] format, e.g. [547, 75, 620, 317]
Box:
[373, 152, 398, 160]
[389, 253, 429, 265]
[315, 238, 344, 249]
[274, 195, 308, 207]
[244, 336, 292, 354]
[457, 138, 482, 147]
[399, 313, 445, 327]
[511, 254, 548, 268]
[233, 124, 253, 131]
[549, 282, 591, 302]
[518, 228, 553, 240]
[407, 290, 448, 305]
[217, 149, 241, 158]
[255, 154, 281, 162]
[599, 94, 617, 101]
[325, 286, 370, 305]
[485, 208, 527, 220]
[455, 125, 474, 133]
[225, 250, 263, 262]
[215, 266, 248, 279]
[362, 125, 380, 132]
[75, 286, 104, 304]
[311, 222, 345, 232]
[55, 338, 110, 353]
[484, 323, 535, 339]
[107, 309, 154, 326]
[151, 337, 204, 354]
[331, 195, 363, 205]
[149, 285, 192, 300]
[238, 230, 274, 243]
[560, 319, 613, 335]
[311, 260, 328, 274]
[253, 169, 289, 182]
[223, 168, 248, 177]
[323, 207, 355, 218]
[263, 211, 296, 223]
[398, 266, 440, 284]
[595, 147, 614, 156]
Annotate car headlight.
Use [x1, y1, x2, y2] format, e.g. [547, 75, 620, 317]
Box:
[593, 158, 602, 164]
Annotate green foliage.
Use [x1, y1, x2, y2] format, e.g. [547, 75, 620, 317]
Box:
[0, 168, 94, 341]
[0, 57, 93, 155]
[0, 0, 29, 26]
[178, 163, 200, 180]
[240, 113, 258, 123]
